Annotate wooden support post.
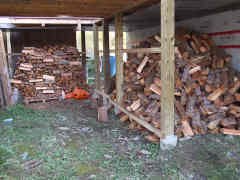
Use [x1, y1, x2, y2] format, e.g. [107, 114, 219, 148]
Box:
[6, 30, 13, 77]
[161, 0, 175, 138]
[103, 20, 111, 94]
[115, 14, 124, 112]
[81, 28, 87, 82]
[94, 24, 101, 90]
[0, 79, 4, 107]
[0, 30, 12, 106]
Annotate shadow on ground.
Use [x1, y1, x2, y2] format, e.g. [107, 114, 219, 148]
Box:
[0, 99, 240, 180]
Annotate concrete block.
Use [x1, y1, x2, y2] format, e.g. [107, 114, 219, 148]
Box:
[160, 135, 178, 150]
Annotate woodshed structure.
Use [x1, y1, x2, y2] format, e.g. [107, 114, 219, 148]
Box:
[1, 0, 240, 143]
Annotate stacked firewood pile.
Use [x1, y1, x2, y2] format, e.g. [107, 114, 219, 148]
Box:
[111, 29, 240, 141]
[10, 45, 86, 103]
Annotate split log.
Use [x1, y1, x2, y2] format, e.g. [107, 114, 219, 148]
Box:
[220, 128, 240, 135]
[120, 114, 129, 122]
[137, 56, 149, 73]
[98, 106, 109, 122]
[182, 121, 194, 137]
[150, 84, 161, 95]
[208, 87, 225, 101]
[10, 79, 22, 84]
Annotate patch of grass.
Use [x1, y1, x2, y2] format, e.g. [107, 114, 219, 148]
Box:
[0, 147, 11, 166]
[75, 164, 97, 176]
[14, 144, 37, 157]
[146, 143, 160, 160]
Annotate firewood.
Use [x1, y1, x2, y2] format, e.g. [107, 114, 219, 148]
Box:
[229, 104, 240, 113]
[225, 55, 232, 64]
[189, 66, 201, 75]
[217, 57, 224, 69]
[175, 47, 183, 59]
[69, 61, 82, 66]
[36, 87, 48, 90]
[201, 40, 210, 51]
[235, 93, 240, 101]
[42, 90, 55, 94]
[200, 46, 208, 53]
[190, 40, 200, 54]
[130, 99, 141, 111]
[120, 114, 129, 122]
[150, 84, 161, 95]
[10, 79, 22, 84]
[137, 56, 149, 74]
[154, 35, 161, 43]
[182, 121, 194, 137]
[98, 106, 109, 122]
[19, 67, 32, 71]
[145, 135, 159, 142]
[11, 45, 86, 102]
[109, 28, 240, 140]
[43, 57, 54, 63]
[220, 128, 240, 135]
[192, 35, 202, 49]
[29, 79, 43, 83]
[153, 77, 161, 87]
[208, 120, 221, 130]
[20, 63, 33, 69]
[229, 80, 240, 94]
[43, 75, 55, 82]
[220, 118, 237, 128]
[152, 119, 161, 128]
[207, 87, 225, 101]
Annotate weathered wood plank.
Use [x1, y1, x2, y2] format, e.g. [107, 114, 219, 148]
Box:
[81, 28, 86, 82]
[115, 14, 124, 109]
[0, 80, 4, 107]
[103, 20, 111, 94]
[100, 48, 162, 54]
[0, 30, 12, 106]
[6, 30, 13, 77]
[161, 0, 175, 137]
[93, 24, 101, 90]
[122, 48, 162, 53]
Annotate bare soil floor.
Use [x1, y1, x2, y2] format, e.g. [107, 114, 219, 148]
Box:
[0, 99, 240, 180]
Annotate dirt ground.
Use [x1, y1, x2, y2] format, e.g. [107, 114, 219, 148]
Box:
[0, 99, 240, 180]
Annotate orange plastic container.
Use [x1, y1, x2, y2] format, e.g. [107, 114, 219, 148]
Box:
[72, 88, 89, 99]
[65, 93, 73, 99]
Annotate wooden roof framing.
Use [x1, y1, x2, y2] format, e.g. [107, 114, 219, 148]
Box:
[0, 0, 159, 19]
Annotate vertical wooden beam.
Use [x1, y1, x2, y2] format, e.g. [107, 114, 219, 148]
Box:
[0, 30, 12, 106]
[94, 24, 101, 90]
[6, 30, 13, 77]
[103, 20, 111, 94]
[115, 14, 124, 109]
[81, 28, 87, 82]
[0, 81, 4, 107]
[161, 0, 175, 137]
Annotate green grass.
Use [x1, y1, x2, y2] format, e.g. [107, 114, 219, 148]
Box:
[0, 105, 153, 179]
[1, 104, 240, 180]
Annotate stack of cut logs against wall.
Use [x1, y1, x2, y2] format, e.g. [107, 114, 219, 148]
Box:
[110, 28, 240, 141]
[10, 45, 86, 103]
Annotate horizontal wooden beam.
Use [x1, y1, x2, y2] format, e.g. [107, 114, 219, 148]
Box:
[0, 18, 102, 25]
[122, 47, 162, 53]
[107, 0, 159, 19]
[100, 47, 162, 54]
[95, 89, 163, 138]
